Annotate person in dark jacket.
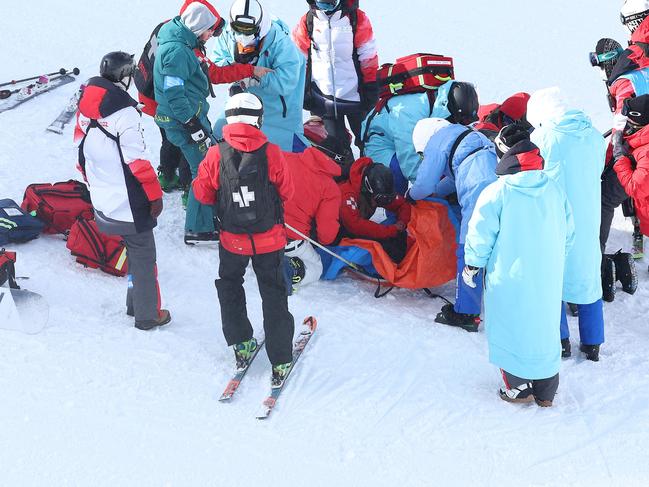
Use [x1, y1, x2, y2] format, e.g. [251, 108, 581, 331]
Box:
[192, 93, 295, 386]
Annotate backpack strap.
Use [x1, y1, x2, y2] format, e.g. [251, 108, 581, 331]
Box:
[447, 129, 473, 177]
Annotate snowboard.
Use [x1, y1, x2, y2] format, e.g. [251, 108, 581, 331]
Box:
[0, 286, 49, 334]
[0, 75, 77, 114]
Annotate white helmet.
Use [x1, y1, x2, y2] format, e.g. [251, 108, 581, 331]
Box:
[225, 92, 264, 128]
[621, 0, 649, 33]
[412, 118, 451, 153]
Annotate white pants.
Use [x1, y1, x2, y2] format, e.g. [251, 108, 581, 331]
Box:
[285, 240, 323, 288]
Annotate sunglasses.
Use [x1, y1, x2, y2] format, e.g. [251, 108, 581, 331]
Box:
[373, 193, 396, 207]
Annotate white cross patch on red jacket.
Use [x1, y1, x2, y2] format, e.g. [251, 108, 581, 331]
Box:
[346, 196, 357, 210]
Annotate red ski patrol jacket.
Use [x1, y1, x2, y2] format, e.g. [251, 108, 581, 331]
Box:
[615, 125, 649, 236]
[609, 18, 649, 114]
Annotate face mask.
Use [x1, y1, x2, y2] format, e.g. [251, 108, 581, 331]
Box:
[234, 32, 258, 48]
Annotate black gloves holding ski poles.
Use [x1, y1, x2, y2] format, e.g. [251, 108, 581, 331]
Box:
[184, 116, 211, 147]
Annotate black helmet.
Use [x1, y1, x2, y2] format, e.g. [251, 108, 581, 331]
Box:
[100, 51, 135, 89]
[362, 163, 396, 206]
[447, 82, 479, 125]
[494, 122, 532, 158]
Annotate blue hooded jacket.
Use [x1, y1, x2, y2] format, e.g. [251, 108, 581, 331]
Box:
[211, 19, 308, 152]
[409, 124, 497, 243]
[464, 144, 575, 379]
[531, 109, 606, 304]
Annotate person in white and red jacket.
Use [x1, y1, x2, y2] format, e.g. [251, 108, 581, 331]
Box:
[76, 52, 170, 331]
[293, 0, 378, 154]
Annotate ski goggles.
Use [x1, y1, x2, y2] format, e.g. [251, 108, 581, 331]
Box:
[589, 49, 623, 68]
[315, 0, 339, 11]
[231, 14, 261, 35]
[373, 192, 396, 207]
[621, 9, 649, 33]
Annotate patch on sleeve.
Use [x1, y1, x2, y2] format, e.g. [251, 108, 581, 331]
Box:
[163, 76, 184, 90]
[345, 196, 357, 211]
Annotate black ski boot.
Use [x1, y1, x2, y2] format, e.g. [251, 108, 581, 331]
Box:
[580, 343, 600, 362]
[184, 231, 220, 246]
[561, 338, 571, 358]
[610, 250, 638, 295]
[435, 304, 480, 332]
[601, 255, 616, 302]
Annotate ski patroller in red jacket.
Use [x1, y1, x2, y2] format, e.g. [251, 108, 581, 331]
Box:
[283, 148, 342, 245]
[474, 92, 531, 132]
[338, 157, 411, 240]
[138, 0, 254, 116]
[615, 125, 649, 236]
[193, 123, 294, 255]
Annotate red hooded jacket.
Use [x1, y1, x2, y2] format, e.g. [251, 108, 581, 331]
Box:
[283, 148, 342, 244]
[475, 92, 531, 132]
[609, 18, 649, 114]
[193, 123, 294, 255]
[338, 157, 411, 240]
[614, 125, 649, 236]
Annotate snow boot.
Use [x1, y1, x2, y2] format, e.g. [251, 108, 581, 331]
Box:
[135, 309, 171, 330]
[610, 250, 638, 295]
[499, 383, 534, 404]
[184, 231, 219, 246]
[580, 343, 600, 362]
[561, 338, 571, 358]
[601, 255, 616, 303]
[535, 398, 554, 407]
[158, 171, 180, 193]
[632, 218, 644, 259]
[435, 303, 480, 332]
[233, 337, 258, 369]
[271, 361, 293, 388]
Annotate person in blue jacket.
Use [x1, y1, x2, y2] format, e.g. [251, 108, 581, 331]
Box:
[409, 117, 497, 331]
[528, 87, 607, 362]
[211, 0, 308, 152]
[362, 81, 479, 194]
[463, 123, 575, 407]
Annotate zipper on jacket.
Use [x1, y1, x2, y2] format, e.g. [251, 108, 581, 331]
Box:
[327, 16, 338, 119]
[279, 95, 287, 118]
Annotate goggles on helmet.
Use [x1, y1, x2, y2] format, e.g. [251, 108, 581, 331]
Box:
[621, 9, 649, 32]
[373, 193, 396, 207]
[232, 14, 260, 35]
[589, 49, 623, 68]
[315, 0, 339, 11]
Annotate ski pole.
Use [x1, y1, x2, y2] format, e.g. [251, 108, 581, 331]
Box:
[0, 67, 79, 88]
[284, 223, 366, 273]
[603, 128, 613, 138]
[0, 69, 80, 100]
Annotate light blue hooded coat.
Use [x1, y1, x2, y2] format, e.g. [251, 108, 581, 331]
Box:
[464, 168, 575, 379]
[528, 90, 606, 304]
[211, 19, 308, 152]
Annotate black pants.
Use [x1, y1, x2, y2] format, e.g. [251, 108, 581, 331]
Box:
[158, 127, 192, 187]
[215, 245, 294, 365]
[502, 370, 559, 403]
[600, 164, 630, 253]
[124, 230, 160, 324]
[323, 112, 365, 151]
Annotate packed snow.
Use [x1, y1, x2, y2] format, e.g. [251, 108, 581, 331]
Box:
[1, 1, 648, 486]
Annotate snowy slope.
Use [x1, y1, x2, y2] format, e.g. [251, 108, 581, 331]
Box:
[1, 1, 649, 486]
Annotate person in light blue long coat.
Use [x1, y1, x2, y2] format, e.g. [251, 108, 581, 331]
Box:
[211, 17, 308, 152]
[528, 87, 607, 359]
[464, 137, 574, 405]
[408, 121, 497, 328]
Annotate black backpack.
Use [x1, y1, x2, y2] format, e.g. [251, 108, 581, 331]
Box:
[0, 199, 45, 246]
[134, 21, 166, 100]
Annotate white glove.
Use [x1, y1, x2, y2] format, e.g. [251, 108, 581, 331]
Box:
[241, 76, 261, 89]
[462, 265, 480, 289]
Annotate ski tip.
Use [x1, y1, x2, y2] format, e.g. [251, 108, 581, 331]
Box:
[303, 316, 317, 331]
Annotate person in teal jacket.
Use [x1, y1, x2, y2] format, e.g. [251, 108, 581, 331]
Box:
[362, 80, 479, 193]
[464, 124, 575, 407]
[211, 0, 308, 152]
[154, 3, 220, 244]
[528, 87, 607, 362]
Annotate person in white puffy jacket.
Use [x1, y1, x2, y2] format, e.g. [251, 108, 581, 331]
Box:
[75, 52, 171, 331]
[293, 0, 378, 155]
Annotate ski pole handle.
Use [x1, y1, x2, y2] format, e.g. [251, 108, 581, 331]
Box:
[0, 67, 79, 88]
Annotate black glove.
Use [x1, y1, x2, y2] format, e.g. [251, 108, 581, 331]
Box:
[360, 81, 378, 113]
[150, 198, 163, 219]
[184, 116, 209, 145]
[612, 131, 630, 161]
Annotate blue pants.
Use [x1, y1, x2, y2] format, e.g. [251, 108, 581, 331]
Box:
[455, 244, 483, 315]
[292, 134, 307, 153]
[389, 155, 409, 196]
[560, 299, 605, 345]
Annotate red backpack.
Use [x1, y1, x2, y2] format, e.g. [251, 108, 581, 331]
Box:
[21, 180, 94, 234]
[66, 218, 128, 277]
[0, 249, 18, 289]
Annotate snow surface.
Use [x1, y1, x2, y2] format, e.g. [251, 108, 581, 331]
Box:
[1, 1, 649, 486]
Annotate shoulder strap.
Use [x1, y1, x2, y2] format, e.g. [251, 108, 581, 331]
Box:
[447, 129, 473, 177]
[306, 10, 315, 40]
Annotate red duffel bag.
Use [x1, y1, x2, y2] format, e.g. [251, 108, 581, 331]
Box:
[66, 217, 128, 277]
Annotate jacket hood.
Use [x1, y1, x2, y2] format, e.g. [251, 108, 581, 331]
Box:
[292, 147, 342, 178]
[500, 92, 531, 120]
[78, 76, 137, 120]
[527, 87, 568, 129]
[502, 168, 550, 197]
[626, 123, 649, 149]
[223, 123, 268, 151]
[348, 157, 374, 190]
[496, 140, 544, 176]
[543, 109, 593, 135]
[157, 17, 199, 49]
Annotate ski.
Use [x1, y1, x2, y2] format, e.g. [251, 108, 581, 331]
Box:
[219, 338, 266, 402]
[46, 84, 84, 134]
[0, 74, 77, 114]
[632, 217, 644, 259]
[256, 316, 317, 420]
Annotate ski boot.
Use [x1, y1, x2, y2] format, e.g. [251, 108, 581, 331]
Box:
[271, 362, 293, 388]
[499, 382, 534, 404]
[184, 231, 219, 246]
[561, 338, 571, 358]
[609, 250, 638, 295]
[158, 171, 180, 193]
[601, 255, 616, 303]
[135, 309, 172, 331]
[233, 337, 258, 370]
[580, 344, 600, 362]
[435, 303, 480, 332]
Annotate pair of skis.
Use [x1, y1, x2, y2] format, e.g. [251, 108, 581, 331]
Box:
[219, 316, 317, 420]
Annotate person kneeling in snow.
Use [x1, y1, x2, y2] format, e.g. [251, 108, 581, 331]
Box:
[339, 158, 412, 263]
[192, 93, 295, 387]
[76, 52, 170, 330]
[464, 123, 575, 407]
